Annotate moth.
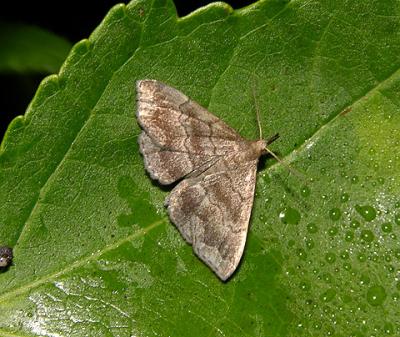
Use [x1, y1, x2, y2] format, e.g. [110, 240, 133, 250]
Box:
[136, 80, 278, 281]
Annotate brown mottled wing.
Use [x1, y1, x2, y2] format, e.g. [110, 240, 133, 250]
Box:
[165, 155, 258, 281]
[136, 79, 244, 184]
[138, 132, 218, 185]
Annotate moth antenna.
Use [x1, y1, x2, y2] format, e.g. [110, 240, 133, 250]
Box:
[252, 81, 263, 140]
[251, 80, 306, 181]
[264, 143, 307, 180]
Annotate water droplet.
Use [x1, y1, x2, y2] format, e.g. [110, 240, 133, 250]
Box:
[300, 281, 311, 291]
[377, 177, 385, 185]
[350, 220, 361, 229]
[381, 222, 393, 233]
[351, 176, 359, 184]
[340, 192, 349, 203]
[395, 201, 400, 208]
[300, 186, 311, 197]
[360, 230, 375, 243]
[395, 213, 400, 225]
[312, 322, 322, 330]
[340, 251, 349, 260]
[360, 273, 370, 285]
[328, 226, 339, 237]
[307, 223, 318, 234]
[343, 262, 352, 271]
[325, 252, 336, 264]
[297, 248, 307, 260]
[394, 249, 400, 259]
[320, 288, 336, 302]
[322, 272, 333, 283]
[345, 230, 354, 242]
[355, 205, 377, 222]
[366, 285, 387, 306]
[383, 322, 394, 335]
[305, 238, 315, 250]
[279, 207, 301, 225]
[357, 253, 367, 262]
[329, 208, 341, 221]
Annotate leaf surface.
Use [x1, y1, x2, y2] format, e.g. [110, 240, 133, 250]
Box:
[1, 0, 400, 336]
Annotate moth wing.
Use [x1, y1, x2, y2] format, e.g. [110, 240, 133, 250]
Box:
[139, 132, 217, 185]
[166, 157, 258, 281]
[136, 79, 244, 155]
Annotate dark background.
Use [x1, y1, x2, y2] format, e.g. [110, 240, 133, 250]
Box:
[0, 0, 254, 139]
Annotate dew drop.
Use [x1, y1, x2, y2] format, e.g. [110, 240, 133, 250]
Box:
[351, 176, 359, 184]
[344, 230, 354, 242]
[328, 226, 339, 236]
[319, 288, 336, 302]
[350, 220, 361, 229]
[299, 281, 311, 291]
[366, 285, 387, 306]
[297, 248, 307, 260]
[307, 223, 318, 234]
[383, 322, 394, 335]
[312, 322, 322, 330]
[395, 213, 400, 225]
[377, 177, 385, 185]
[357, 253, 367, 262]
[394, 249, 400, 259]
[360, 230, 375, 243]
[360, 273, 370, 285]
[355, 205, 377, 222]
[322, 272, 333, 283]
[279, 207, 301, 225]
[340, 192, 349, 203]
[343, 262, 352, 271]
[340, 251, 349, 260]
[381, 222, 393, 233]
[325, 252, 336, 264]
[300, 186, 311, 197]
[305, 238, 315, 250]
[329, 208, 341, 221]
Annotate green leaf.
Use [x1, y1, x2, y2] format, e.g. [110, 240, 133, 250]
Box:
[1, 0, 400, 335]
[0, 23, 72, 74]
